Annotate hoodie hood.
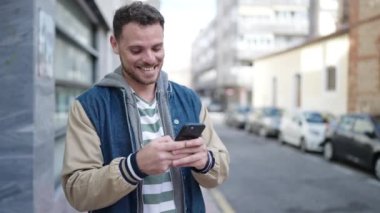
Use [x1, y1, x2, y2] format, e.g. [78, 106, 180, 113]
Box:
[96, 66, 170, 94]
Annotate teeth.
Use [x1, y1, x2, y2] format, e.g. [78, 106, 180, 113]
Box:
[141, 66, 154, 71]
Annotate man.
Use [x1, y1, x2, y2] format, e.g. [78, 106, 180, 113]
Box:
[61, 1, 229, 213]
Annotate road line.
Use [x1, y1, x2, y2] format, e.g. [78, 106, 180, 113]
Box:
[209, 188, 235, 213]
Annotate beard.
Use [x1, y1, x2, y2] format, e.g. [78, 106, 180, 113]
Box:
[121, 62, 161, 86]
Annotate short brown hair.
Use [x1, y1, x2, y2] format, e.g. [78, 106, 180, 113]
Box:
[113, 1, 165, 40]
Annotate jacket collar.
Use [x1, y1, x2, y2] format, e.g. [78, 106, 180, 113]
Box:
[96, 65, 171, 96]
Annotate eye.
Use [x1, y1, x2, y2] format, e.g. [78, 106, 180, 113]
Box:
[129, 47, 142, 54]
[152, 44, 163, 52]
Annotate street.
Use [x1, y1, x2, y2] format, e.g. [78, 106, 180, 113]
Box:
[210, 113, 380, 213]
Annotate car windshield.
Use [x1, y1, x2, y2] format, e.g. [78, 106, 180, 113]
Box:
[304, 112, 325, 123]
[263, 108, 282, 117]
[237, 106, 250, 113]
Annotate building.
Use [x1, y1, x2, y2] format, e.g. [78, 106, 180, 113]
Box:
[192, 0, 311, 109]
[309, 0, 341, 37]
[252, 30, 349, 115]
[191, 19, 217, 100]
[348, 0, 380, 113]
[1, 0, 166, 211]
[0, 0, 149, 212]
[251, 0, 380, 115]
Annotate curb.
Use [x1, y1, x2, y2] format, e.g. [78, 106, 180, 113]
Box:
[203, 188, 235, 213]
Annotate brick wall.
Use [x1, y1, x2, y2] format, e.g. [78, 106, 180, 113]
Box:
[348, 0, 380, 114]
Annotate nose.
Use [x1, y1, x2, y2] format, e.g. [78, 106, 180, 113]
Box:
[142, 50, 156, 64]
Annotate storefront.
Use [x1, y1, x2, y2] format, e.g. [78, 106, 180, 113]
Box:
[0, 0, 113, 212]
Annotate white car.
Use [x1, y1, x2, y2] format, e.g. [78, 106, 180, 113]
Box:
[279, 110, 327, 152]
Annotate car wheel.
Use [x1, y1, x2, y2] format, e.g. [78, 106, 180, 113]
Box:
[300, 138, 307, 152]
[259, 127, 267, 138]
[244, 123, 250, 132]
[323, 141, 334, 161]
[374, 157, 380, 180]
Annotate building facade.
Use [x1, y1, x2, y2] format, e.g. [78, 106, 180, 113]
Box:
[191, 19, 217, 99]
[252, 30, 349, 115]
[348, 0, 380, 114]
[0, 0, 138, 212]
[192, 0, 311, 109]
[251, 0, 380, 116]
[309, 0, 341, 38]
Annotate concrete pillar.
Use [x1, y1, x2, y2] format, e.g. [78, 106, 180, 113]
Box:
[0, 0, 55, 212]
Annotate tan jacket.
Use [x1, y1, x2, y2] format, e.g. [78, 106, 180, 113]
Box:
[62, 100, 230, 211]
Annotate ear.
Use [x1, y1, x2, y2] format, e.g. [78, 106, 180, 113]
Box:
[110, 35, 119, 54]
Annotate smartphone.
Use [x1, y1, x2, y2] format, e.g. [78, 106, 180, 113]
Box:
[175, 123, 205, 141]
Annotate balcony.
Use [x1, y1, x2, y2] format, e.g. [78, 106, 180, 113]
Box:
[239, 0, 309, 7]
[193, 69, 218, 90]
[239, 21, 309, 35]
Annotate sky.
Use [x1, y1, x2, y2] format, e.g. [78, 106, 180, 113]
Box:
[160, 0, 216, 73]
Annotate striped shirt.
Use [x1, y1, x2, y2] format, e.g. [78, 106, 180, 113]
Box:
[135, 94, 176, 213]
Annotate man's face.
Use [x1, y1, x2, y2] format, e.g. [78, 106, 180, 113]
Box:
[111, 22, 164, 87]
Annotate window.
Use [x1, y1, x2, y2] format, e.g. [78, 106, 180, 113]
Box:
[263, 108, 281, 117]
[353, 118, 374, 134]
[326, 66, 336, 91]
[55, 85, 86, 127]
[54, 136, 66, 186]
[272, 77, 277, 106]
[53, 0, 98, 186]
[303, 112, 325, 123]
[338, 116, 355, 131]
[56, 0, 93, 47]
[294, 74, 301, 107]
[54, 36, 93, 84]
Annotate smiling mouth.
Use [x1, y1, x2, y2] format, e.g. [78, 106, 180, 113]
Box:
[139, 66, 156, 71]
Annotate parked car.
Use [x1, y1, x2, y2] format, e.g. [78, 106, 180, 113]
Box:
[224, 105, 252, 129]
[245, 107, 283, 137]
[324, 114, 339, 141]
[279, 110, 328, 152]
[207, 101, 224, 112]
[322, 113, 380, 180]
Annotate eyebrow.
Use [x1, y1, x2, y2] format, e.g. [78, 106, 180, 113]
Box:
[128, 42, 164, 49]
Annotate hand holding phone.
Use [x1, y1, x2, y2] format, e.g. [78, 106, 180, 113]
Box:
[175, 123, 205, 141]
[172, 124, 209, 169]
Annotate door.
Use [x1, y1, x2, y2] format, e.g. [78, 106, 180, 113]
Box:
[351, 116, 376, 167]
[272, 77, 277, 107]
[289, 113, 302, 146]
[294, 74, 301, 108]
[333, 115, 355, 158]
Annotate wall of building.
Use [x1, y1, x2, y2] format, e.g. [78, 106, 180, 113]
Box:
[253, 33, 349, 116]
[253, 50, 300, 110]
[0, 0, 56, 212]
[0, 0, 118, 212]
[348, 0, 380, 114]
[211, 0, 313, 108]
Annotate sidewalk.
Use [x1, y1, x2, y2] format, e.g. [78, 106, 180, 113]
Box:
[203, 187, 235, 213]
[202, 188, 221, 213]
